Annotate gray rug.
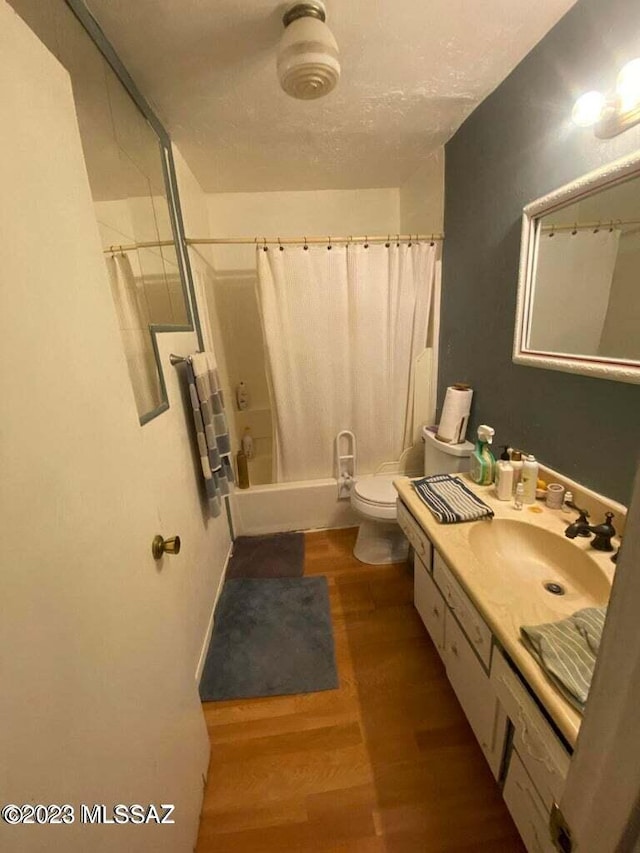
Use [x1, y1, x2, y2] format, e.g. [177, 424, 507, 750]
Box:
[199, 577, 338, 701]
[225, 532, 305, 580]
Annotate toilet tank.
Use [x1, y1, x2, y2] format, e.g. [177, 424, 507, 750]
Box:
[423, 427, 474, 475]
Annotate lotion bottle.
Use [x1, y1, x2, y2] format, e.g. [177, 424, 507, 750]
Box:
[521, 454, 539, 504]
[510, 450, 523, 494]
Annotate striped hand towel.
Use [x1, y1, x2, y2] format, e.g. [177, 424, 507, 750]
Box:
[411, 474, 494, 523]
[521, 606, 607, 712]
[185, 352, 234, 518]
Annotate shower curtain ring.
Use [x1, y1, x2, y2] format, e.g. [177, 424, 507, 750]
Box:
[385, 234, 390, 248]
[328, 236, 332, 250]
[304, 237, 308, 250]
[364, 235, 369, 248]
[572, 222, 578, 236]
[278, 237, 283, 251]
[396, 233, 400, 247]
[263, 236, 268, 252]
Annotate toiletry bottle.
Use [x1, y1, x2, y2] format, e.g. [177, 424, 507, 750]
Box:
[470, 425, 496, 485]
[514, 482, 524, 510]
[561, 490, 574, 513]
[510, 450, 523, 493]
[236, 450, 250, 489]
[495, 459, 514, 501]
[241, 427, 254, 459]
[521, 454, 538, 504]
[236, 381, 249, 411]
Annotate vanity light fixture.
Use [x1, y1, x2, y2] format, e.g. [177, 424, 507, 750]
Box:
[277, 1, 340, 100]
[572, 58, 640, 137]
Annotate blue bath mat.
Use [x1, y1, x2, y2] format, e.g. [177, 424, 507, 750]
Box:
[225, 532, 304, 580]
[199, 577, 338, 701]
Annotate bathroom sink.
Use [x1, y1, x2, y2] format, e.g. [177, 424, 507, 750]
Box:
[469, 519, 610, 607]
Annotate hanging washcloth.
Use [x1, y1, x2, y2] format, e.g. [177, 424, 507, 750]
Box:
[186, 352, 234, 517]
[412, 474, 494, 523]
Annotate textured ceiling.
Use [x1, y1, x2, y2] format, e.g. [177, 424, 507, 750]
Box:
[85, 0, 577, 192]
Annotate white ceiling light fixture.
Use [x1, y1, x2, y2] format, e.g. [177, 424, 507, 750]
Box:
[277, 1, 340, 100]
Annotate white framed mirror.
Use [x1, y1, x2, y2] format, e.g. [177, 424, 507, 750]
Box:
[513, 149, 640, 384]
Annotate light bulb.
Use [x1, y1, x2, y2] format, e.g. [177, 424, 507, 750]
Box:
[616, 58, 640, 113]
[572, 91, 605, 127]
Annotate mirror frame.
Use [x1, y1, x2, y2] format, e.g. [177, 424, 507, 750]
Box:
[65, 0, 204, 424]
[513, 148, 640, 385]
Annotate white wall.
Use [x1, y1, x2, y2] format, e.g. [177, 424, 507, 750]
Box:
[400, 149, 445, 235]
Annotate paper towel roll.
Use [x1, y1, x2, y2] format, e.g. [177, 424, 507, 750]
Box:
[436, 384, 473, 444]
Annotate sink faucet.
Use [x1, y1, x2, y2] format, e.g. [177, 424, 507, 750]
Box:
[564, 506, 617, 552]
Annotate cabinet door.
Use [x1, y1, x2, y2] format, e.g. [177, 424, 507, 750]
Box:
[414, 555, 446, 659]
[444, 614, 507, 779]
[503, 750, 556, 853]
[491, 650, 570, 810]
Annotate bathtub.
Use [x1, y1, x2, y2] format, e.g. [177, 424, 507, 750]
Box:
[230, 477, 360, 536]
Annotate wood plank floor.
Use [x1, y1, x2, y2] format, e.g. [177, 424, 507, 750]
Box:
[196, 528, 525, 852]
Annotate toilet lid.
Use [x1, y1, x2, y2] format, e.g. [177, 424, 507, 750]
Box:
[353, 475, 397, 506]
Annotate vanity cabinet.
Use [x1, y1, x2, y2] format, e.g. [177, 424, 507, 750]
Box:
[402, 497, 572, 853]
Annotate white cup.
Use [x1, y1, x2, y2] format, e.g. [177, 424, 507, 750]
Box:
[546, 483, 565, 509]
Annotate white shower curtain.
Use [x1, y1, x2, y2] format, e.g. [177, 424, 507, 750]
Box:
[256, 242, 436, 482]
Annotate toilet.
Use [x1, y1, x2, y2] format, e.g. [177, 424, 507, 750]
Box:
[350, 428, 474, 565]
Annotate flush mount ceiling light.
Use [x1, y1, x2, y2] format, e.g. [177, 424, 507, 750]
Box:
[572, 58, 640, 138]
[277, 1, 340, 100]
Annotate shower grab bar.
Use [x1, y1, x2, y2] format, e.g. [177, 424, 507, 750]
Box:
[336, 430, 357, 500]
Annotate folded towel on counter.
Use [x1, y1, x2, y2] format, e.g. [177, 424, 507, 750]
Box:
[520, 606, 607, 712]
[411, 474, 494, 523]
[572, 606, 607, 655]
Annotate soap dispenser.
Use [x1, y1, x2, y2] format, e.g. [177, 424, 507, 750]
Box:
[495, 446, 514, 501]
[470, 425, 496, 485]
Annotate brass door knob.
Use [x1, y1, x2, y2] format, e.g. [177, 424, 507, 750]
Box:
[152, 535, 181, 560]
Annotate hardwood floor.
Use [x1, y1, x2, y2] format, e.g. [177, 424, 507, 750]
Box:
[196, 528, 524, 852]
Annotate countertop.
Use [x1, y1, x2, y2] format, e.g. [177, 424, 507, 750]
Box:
[394, 475, 618, 748]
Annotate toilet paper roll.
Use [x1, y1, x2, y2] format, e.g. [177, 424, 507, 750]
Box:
[436, 384, 473, 444]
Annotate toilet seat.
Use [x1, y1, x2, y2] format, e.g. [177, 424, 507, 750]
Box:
[351, 475, 397, 521]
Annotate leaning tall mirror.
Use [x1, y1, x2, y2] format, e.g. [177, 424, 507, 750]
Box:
[514, 150, 640, 384]
[9, 0, 196, 423]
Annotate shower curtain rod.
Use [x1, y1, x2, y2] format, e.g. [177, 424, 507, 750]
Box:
[540, 218, 640, 234]
[102, 233, 444, 254]
[186, 233, 444, 247]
